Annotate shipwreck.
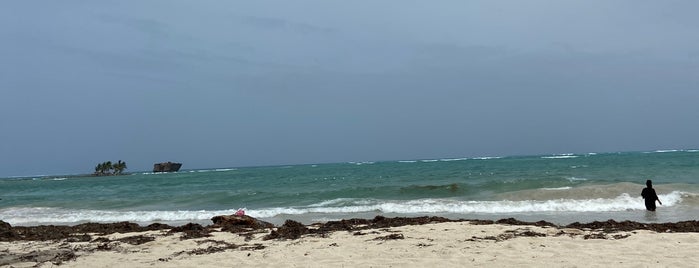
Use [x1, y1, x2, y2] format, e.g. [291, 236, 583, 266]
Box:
[153, 162, 182, 172]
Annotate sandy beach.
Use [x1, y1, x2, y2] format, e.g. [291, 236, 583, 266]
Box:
[2, 216, 699, 267]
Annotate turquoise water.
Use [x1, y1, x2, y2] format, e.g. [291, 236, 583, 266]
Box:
[1, 150, 698, 226]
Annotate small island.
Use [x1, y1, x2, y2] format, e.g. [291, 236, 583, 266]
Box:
[93, 160, 127, 176]
[153, 162, 182, 172]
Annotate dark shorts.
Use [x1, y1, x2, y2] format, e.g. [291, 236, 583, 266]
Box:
[645, 201, 656, 211]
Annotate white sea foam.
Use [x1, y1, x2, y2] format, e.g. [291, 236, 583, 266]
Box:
[439, 158, 470, 162]
[643, 149, 699, 154]
[250, 192, 685, 217]
[140, 172, 172, 175]
[1, 192, 686, 225]
[541, 154, 578, 159]
[187, 168, 237, 173]
[566, 177, 588, 182]
[348, 161, 375, 165]
[0, 207, 243, 226]
[399, 157, 499, 163]
[653, 149, 679, 153]
[472, 156, 502, 160]
[307, 198, 358, 207]
[542, 187, 572, 190]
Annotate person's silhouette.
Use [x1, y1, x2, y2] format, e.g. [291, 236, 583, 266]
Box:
[641, 180, 662, 211]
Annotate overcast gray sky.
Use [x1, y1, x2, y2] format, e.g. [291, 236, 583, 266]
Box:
[2, 1, 698, 176]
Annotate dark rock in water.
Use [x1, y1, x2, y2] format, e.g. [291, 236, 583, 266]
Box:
[153, 162, 182, 172]
[210, 215, 274, 232]
[263, 220, 309, 240]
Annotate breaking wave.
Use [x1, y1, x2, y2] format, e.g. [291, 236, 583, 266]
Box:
[541, 154, 579, 159]
[250, 191, 686, 217]
[2, 192, 688, 225]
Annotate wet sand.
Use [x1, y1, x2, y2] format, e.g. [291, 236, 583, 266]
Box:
[2, 216, 699, 267]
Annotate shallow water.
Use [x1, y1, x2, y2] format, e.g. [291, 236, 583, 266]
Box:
[1, 150, 698, 226]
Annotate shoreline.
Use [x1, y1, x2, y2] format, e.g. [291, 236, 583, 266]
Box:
[2, 216, 699, 267]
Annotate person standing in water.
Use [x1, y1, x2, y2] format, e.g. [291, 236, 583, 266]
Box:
[641, 180, 662, 211]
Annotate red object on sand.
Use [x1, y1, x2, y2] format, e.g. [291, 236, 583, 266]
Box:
[235, 209, 245, 216]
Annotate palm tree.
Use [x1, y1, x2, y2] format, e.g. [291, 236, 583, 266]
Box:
[94, 161, 111, 175]
[113, 160, 127, 175]
[94, 160, 127, 176]
[94, 163, 103, 175]
[104, 161, 113, 175]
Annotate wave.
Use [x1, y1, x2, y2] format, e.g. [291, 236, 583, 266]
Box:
[1, 176, 70, 182]
[188, 168, 237, 173]
[139, 172, 174, 175]
[251, 191, 687, 217]
[348, 161, 375, 165]
[541, 154, 578, 159]
[565, 177, 588, 182]
[652, 149, 680, 153]
[439, 158, 470, 162]
[396, 156, 501, 164]
[645, 149, 699, 154]
[472, 156, 502, 160]
[541, 187, 572, 191]
[0, 207, 244, 226]
[3, 192, 689, 225]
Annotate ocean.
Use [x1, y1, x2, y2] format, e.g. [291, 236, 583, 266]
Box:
[1, 150, 698, 226]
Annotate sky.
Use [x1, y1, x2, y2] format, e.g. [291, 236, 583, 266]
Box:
[1, 1, 699, 177]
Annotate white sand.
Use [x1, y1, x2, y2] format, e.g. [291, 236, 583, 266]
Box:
[2, 222, 698, 267]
